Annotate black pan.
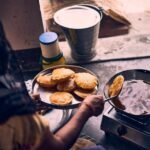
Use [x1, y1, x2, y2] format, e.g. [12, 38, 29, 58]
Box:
[104, 69, 150, 119]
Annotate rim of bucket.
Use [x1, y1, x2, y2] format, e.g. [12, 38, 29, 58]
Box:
[54, 5, 101, 29]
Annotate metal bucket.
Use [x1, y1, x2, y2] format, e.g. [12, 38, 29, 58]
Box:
[54, 5, 103, 61]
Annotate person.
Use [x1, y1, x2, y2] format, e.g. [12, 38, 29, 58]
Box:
[0, 21, 104, 150]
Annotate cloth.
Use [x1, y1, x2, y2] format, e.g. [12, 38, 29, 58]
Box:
[71, 137, 106, 150]
[0, 73, 49, 149]
[39, 0, 100, 20]
[71, 137, 96, 150]
[0, 73, 36, 123]
[82, 145, 105, 150]
[0, 114, 49, 150]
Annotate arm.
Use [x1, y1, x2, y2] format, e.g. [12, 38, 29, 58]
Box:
[38, 95, 104, 150]
[54, 102, 92, 149]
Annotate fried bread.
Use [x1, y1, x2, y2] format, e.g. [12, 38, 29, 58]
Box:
[74, 88, 97, 99]
[108, 75, 124, 97]
[37, 75, 57, 88]
[50, 92, 73, 106]
[57, 78, 76, 92]
[51, 68, 75, 82]
[75, 73, 98, 90]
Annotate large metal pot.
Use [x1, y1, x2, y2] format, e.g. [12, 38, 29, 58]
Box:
[54, 5, 103, 61]
[103, 69, 150, 119]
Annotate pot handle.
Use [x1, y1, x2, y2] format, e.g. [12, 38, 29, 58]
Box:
[78, 4, 103, 21]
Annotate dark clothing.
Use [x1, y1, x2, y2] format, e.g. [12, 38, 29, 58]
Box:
[82, 145, 106, 150]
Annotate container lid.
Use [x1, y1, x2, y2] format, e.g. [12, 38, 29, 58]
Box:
[39, 32, 58, 45]
[54, 5, 100, 29]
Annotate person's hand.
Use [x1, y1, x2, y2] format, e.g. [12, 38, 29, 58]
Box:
[30, 92, 40, 100]
[82, 95, 104, 116]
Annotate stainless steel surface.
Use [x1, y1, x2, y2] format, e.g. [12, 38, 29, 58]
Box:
[103, 69, 150, 118]
[54, 5, 102, 61]
[101, 107, 150, 150]
[31, 65, 99, 109]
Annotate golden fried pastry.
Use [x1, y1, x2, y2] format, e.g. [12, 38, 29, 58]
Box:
[57, 78, 76, 92]
[37, 75, 57, 88]
[108, 75, 124, 97]
[50, 92, 73, 106]
[51, 68, 75, 82]
[74, 88, 97, 99]
[74, 73, 98, 90]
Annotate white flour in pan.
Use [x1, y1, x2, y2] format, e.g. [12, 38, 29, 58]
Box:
[119, 80, 150, 115]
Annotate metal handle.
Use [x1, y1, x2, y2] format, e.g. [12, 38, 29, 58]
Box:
[104, 95, 117, 102]
[78, 4, 103, 21]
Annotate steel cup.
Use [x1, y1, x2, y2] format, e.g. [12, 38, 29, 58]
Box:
[54, 5, 103, 61]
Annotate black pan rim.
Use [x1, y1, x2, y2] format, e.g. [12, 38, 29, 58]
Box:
[103, 69, 150, 117]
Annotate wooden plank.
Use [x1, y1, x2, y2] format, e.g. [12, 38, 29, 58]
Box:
[99, 14, 129, 37]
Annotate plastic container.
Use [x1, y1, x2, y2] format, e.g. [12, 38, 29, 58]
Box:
[39, 32, 65, 69]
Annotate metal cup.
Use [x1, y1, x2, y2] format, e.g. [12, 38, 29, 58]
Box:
[54, 5, 103, 61]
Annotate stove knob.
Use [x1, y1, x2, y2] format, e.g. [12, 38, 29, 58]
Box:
[117, 126, 127, 136]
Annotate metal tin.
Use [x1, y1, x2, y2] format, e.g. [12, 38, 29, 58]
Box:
[39, 32, 61, 58]
[39, 32, 66, 69]
[54, 5, 103, 61]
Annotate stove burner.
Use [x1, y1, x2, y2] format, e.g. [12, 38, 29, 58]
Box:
[101, 106, 150, 150]
[115, 109, 150, 126]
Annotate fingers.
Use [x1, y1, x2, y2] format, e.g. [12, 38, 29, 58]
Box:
[83, 94, 104, 116]
[30, 93, 40, 100]
[85, 95, 104, 105]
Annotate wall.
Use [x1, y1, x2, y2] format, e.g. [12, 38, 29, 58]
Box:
[0, 0, 43, 50]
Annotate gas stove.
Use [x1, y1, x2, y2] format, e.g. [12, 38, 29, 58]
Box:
[101, 107, 150, 150]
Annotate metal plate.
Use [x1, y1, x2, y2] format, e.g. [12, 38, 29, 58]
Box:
[103, 69, 150, 117]
[31, 65, 99, 109]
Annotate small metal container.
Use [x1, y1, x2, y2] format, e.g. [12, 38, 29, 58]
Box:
[39, 32, 65, 69]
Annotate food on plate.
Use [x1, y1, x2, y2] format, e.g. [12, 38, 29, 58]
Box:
[50, 92, 73, 106]
[51, 68, 75, 82]
[74, 88, 97, 99]
[57, 78, 76, 92]
[36, 67, 99, 106]
[108, 75, 124, 97]
[36, 75, 57, 88]
[74, 73, 98, 90]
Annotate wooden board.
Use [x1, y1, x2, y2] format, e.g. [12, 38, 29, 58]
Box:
[99, 14, 129, 38]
